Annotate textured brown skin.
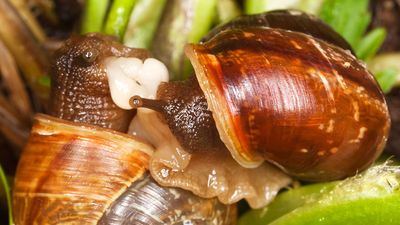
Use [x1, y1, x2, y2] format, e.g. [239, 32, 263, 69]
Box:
[49, 33, 150, 132]
[182, 27, 390, 181]
[157, 76, 225, 153]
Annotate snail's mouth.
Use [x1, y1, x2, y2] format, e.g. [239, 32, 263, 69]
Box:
[104, 56, 169, 109]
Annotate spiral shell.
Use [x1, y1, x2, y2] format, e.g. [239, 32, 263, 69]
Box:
[13, 114, 236, 224]
[13, 114, 153, 224]
[186, 25, 390, 181]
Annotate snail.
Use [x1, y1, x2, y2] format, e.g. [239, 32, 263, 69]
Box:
[13, 34, 236, 224]
[105, 9, 389, 204]
[48, 33, 153, 132]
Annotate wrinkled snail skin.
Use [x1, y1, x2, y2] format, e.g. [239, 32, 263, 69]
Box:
[49, 33, 150, 132]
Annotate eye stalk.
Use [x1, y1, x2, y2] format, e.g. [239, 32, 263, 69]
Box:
[82, 48, 99, 63]
[129, 95, 167, 113]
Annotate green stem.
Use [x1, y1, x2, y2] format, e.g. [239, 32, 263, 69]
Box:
[103, 0, 137, 40]
[151, 0, 217, 80]
[244, 0, 302, 15]
[81, 0, 110, 34]
[0, 165, 13, 225]
[123, 0, 166, 48]
[244, 0, 270, 14]
[188, 0, 217, 43]
[216, 0, 241, 25]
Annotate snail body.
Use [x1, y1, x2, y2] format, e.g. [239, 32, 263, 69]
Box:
[184, 25, 390, 181]
[13, 34, 235, 224]
[49, 33, 163, 132]
[127, 10, 390, 182]
[13, 115, 234, 224]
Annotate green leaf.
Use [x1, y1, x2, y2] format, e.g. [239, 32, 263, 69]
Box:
[356, 28, 386, 61]
[374, 68, 399, 93]
[0, 165, 13, 225]
[239, 163, 400, 225]
[319, 0, 370, 48]
[238, 182, 337, 225]
[368, 53, 400, 92]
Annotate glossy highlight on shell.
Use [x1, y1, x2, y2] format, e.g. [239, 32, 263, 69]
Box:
[186, 24, 390, 181]
[13, 114, 153, 224]
[13, 32, 237, 224]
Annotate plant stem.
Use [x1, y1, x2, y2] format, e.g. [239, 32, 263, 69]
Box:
[151, 0, 217, 80]
[103, 0, 137, 40]
[81, 0, 110, 34]
[0, 165, 13, 225]
[123, 0, 166, 48]
[216, 0, 241, 24]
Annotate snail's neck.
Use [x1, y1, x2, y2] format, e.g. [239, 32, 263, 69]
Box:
[156, 76, 225, 153]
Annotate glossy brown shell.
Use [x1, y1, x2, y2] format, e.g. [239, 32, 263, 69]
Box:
[13, 114, 236, 224]
[13, 114, 153, 224]
[186, 27, 390, 181]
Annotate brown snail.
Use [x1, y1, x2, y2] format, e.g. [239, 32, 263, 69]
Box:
[13, 34, 236, 224]
[118, 10, 390, 186]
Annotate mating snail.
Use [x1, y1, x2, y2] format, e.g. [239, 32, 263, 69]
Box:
[13, 9, 390, 223]
[13, 34, 235, 224]
[126, 9, 390, 182]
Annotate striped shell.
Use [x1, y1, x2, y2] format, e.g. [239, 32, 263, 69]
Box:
[13, 114, 235, 224]
[186, 25, 390, 181]
[13, 114, 152, 224]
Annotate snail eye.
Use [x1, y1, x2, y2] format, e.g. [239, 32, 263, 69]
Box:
[82, 48, 99, 63]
